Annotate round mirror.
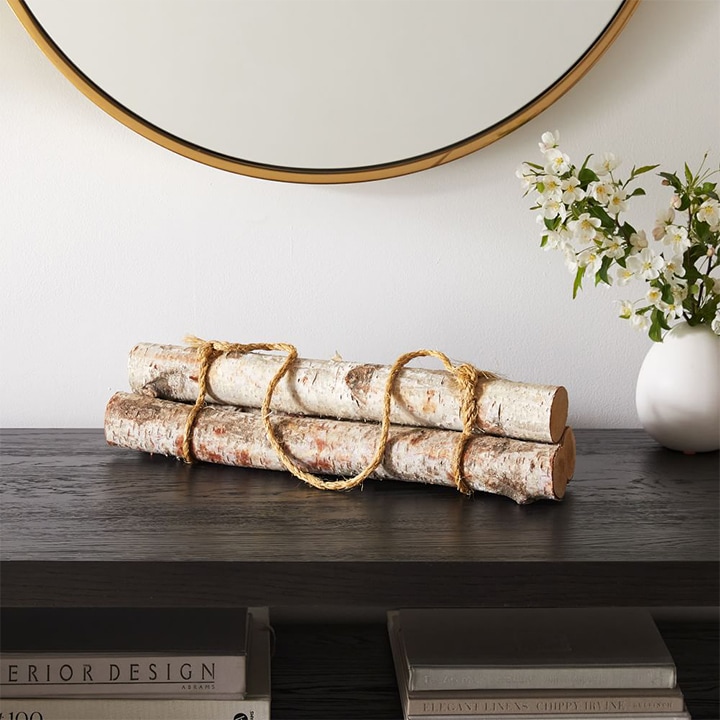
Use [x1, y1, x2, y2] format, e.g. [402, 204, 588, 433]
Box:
[9, 0, 638, 183]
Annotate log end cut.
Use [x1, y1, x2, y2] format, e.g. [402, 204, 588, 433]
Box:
[549, 386, 570, 444]
[551, 426, 576, 500]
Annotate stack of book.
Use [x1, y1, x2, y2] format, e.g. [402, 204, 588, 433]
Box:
[387, 608, 691, 720]
[0, 606, 270, 720]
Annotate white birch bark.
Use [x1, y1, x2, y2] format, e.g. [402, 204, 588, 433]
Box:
[128, 343, 568, 444]
[105, 392, 574, 504]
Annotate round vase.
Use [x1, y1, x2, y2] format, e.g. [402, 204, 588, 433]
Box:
[635, 322, 720, 453]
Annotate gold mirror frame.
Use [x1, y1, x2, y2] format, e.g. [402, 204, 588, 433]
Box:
[9, 0, 639, 184]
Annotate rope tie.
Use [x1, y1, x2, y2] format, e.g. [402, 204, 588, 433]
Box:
[181, 337, 496, 495]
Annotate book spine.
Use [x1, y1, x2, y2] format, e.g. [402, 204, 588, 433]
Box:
[406, 693, 686, 716]
[408, 714, 692, 720]
[409, 665, 677, 692]
[0, 697, 269, 720]
[0, 656, 245, 698]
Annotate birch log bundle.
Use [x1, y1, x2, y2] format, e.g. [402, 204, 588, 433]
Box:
[105, 392, 575, 504]
[128, 343, 568, 444]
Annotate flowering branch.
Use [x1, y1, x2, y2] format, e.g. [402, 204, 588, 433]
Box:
[517, 132, 720, 341]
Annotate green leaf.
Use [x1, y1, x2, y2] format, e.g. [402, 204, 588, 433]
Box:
[699, 181, 717, 195]
[595, 256, 613, 286]
[649, 318, 663, 343]
[619, 222, 637, 241]
[632, 164, 660, 177]
[698, 300, 718, 325]
[526, 161, 544, 170]
[659, 171, 682, 190]
[701, 295, 720, 323]
[687, 243, 708, 262]
[678, 194, 691, 211]
[661, 283, 674, 303]
[578, 167, 599, 187]
[685, 162, 694, 185]
[649, 307, 669, 342]
[694, 221, 711, 243]
[572, 265, 586, 299]
[682, 296, 696, 317]
[540, 235, 549, 248]
[588, 204, 615, 230]
[627, 188, 646, 198]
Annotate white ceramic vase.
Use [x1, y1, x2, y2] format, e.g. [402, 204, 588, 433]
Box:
[635, 322, 720, 453]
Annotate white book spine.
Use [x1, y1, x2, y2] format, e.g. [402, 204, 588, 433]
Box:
[1, 656, 245, 698]
[410, 665, 677, 692]
[408, 714, 692, 720]
[0, 697, 269, 720]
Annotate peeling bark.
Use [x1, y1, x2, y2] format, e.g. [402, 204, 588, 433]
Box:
[128, 343, 568, 444]
[105, 392, 574, 504]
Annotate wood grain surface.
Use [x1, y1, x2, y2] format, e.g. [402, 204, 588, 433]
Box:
[1, 429, 717, 718]
[1, 429, 718, 607]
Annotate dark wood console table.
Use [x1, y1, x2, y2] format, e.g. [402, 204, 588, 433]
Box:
[1, 429, 718, 718]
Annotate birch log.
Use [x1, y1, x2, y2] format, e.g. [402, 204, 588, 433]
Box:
[128, 343, 568, 444]
[104, 392, 575, 504]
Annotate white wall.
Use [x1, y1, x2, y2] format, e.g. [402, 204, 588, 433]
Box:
[1, 0, 718, 429]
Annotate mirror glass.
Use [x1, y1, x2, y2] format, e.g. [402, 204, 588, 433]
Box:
[12, 0, 636, 182]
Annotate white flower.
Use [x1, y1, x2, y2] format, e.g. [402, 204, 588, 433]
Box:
[631, 312, 650, 332]
[712, 307, 720, 335]
[601, 234, 625, 259]
[671, 281, 688, 302]
[563, 246, 579, 273]
[516, 163, 536, 191]
[588, 181, 614, 206]
[659, 300, 685, 320]
[646, 287, 663, 307]
[544, 148, 571, 176]
[561, 176, 585, 204]
[617, 300, 634, 319]
[543, 231, 559, 251]
[663, 224, 691, 251]
[662, 254, 686, 280]
[653, 207, 676, 241]
[626, 248, 665, 280]
[538, 131, 560, 153]
[629, 230, 649, 251]
[593, 152, 620, 176]
[577, 248, 603, 274]
[568, 213, 602, 241]
[713, 276, 720, 295]
[616, 265, 636, 286]
[607, 189, 628, 215]
[544, 229, 573, 251]
[697, 198, 720, 230]
[541, 197, 566, 220]
[538, 174, 563, 201]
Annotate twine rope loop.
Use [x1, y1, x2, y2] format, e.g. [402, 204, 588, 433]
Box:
[181, 337, 495, 495]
